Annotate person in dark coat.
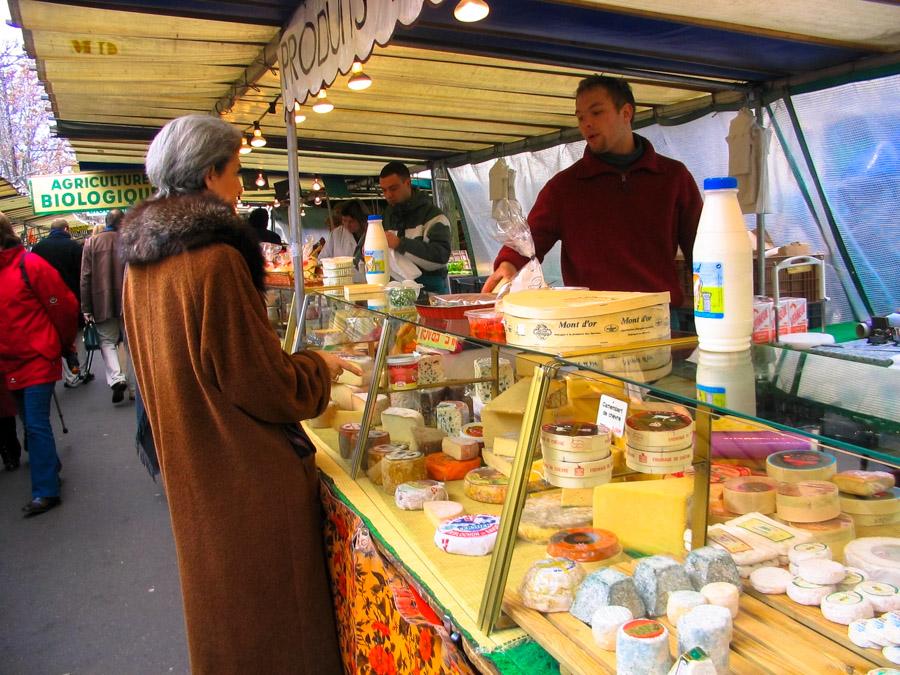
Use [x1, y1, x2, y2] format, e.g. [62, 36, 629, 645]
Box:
[247, 207, 283, 244]
[0, 378, 21, 472]
[0, 211, 79, 516]
[120, 114, 357, 673]
[32, 218, 85, 386]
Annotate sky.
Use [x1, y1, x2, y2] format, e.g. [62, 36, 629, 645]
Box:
[1, 0, 22, 43]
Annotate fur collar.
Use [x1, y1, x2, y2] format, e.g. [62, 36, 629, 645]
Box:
[120, 193, 265, 291]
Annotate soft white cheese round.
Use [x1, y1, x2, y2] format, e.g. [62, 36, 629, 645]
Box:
[789, 542, 832, 565]
[820, 591, 875, 625]
[855, 581, 900, 613]
[797, 558, 846, 585]
[590, 605, 633, 651]
[666, 590, 707, 625]
[749, 567, 793, 595]
[700, 582, 740, 618]
[787, 577, 836, 606]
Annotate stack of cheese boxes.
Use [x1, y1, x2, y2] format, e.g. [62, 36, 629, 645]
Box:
[541, 422, 613, 488]
[623, 411, 694, 475]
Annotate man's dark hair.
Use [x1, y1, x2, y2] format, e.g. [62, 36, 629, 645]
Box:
[50, 218, 68, 231]
[575, 75, 635, 111]
[106, 208, 124, 230]
[248, 207, 269, 230]
[340, 199, 368, 228]
[380, 161, 410, 181]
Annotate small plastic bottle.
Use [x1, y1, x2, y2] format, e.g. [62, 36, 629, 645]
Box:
[695, 349, 756, 417]
[692, 177, 753, 352]
[363, 214, 390, 286]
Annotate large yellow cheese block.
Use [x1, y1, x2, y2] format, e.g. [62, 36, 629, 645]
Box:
[481, 377, 557, 447]
[331, 409, 363, 430]
[501, 289, 670, 349]
[593, 476, 694, 556]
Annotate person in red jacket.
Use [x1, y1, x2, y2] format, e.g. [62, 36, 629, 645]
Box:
[484, 75, 702, 308]
[0, 212, 79, 516]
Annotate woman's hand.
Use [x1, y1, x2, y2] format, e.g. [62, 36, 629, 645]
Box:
[316, 351, 364, 382]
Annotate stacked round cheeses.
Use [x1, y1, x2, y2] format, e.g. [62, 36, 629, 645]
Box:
[540, 422, 613, 488]
[834, 471, 899, 538]
[624, 411, 694, 475]
[320, 256, 357, 286]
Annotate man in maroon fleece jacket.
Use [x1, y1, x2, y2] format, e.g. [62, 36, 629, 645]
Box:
[484, 76, 702, 307]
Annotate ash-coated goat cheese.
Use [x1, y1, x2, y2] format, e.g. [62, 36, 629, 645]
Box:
[569, 568, 646, 624]
[684, 546, 741, 590]
[676, 604, 733, 674]
[617, 619, 673, 675]
[633, 555, 694, 618]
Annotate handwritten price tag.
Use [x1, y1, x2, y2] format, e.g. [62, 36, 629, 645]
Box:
[597, 394, 628, 438]
[415, 327, 462, 353]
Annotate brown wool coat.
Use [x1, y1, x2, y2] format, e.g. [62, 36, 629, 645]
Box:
[80, 229, 125, 322]
[121, 194, 342, 674]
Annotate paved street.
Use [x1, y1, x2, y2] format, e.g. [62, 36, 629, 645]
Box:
[0, 354, 189, 674]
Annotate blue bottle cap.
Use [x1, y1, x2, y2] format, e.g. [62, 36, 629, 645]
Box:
[367, 214, 382, 221]
[704, 177, 738, 190]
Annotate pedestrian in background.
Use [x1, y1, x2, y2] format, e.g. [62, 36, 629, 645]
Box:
[32, 218, 85, 387]
[247, 207, 283, 244]
[0, 211, 78, 516]
[80, 209, 133, 403]
[120, 114, 355, 673]
[0, 379, 21, 472]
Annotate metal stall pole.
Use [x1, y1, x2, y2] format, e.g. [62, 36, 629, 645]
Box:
[755, 98, 767, 296]
[285, 108, 306, 352]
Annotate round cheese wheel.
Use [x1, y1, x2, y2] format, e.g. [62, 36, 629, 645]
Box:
[591, 605, 633, 650]
[845, 538, 900, 587]
[787, 577, 836, 606]
[855, 581, 900, 613]
[625, 410, 694, 449]
[838, 568, 869, 592]
[434, 514, 499, 556]
[884, 646, 900, 666]
[749, 567, 793, 595]
[541, 444, 610, 464]
[541, 422, 611, 455]
[519, 557, 586, 612]
[776, 480, 841, 522]
[543, 454, 613, 488]
[883, 611, 900, 645]
[841, 490, 900, 516]
[617, 619, 673, 674]
[788, 542, 832, 565]
[425, 452, 481, 482]
[395, 480, 448, 510]
[547, 528, 620, 562]
[783, 515, 856, 562]
[625, 445, 693, 475]
[424, 500, 465, 527]
[797, 558, 846, 585]
[865, 617, 893, 646]
[833, 471, 895, 497]
[820, 591, 875, 625]
[848, 618, 879, 648]
[700, 582, 740, 618]
[666, 590, 707, 625]
[766, 450, 836, 483]
[723, 476, 778, 515]
[518, 491, 593, 543]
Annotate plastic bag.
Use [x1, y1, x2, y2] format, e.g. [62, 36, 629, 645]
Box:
[387, 247, 422, 282]
[489, 198, 546, 292]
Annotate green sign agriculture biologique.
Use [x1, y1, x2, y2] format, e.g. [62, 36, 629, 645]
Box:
[29, 171, 153, 215]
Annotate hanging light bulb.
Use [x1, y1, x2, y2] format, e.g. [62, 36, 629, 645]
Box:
[294, 109, 306, 124]
[313, 195, 322, 205]
[454, 0, 489, 22]
[250, 121, 266, 147]
[347, 61, 372, 91]
[312, 90, 333, 113]
[239, 135, 252, 154]
[273, 198, 280, 208]
[255, 171, 266, 188]
[311, 176, 322, 192]
[300, 207, 306, 217]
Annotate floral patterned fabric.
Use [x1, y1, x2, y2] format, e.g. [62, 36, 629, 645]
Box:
[321, 478, 475, 675]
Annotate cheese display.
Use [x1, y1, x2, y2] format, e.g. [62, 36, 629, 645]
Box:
[337, 423, 390, 460]
[721, 512, 814, 558]
[543, 453, 614, 488]
[676, 604, 733, 674]
[841, 489, 900, 516]
[700, 582, 740, 618]
[336, 354, 373, 386]
[845, 539, 900, 586]
[749, 566, 793, 594]
[625, 445, 693, 475]
[590, 605, 633, 650]
[885, 611, 900, 644]
[684, 546, 742, 590]
[884, 646, 900, 665]
[435, 400, 470, 437]
[625, 411, 694, 450]
[473, 356, 513, 403]
[833, 471, 896, 497]
[519, 557, 586, 612]
[331, 383, 366, 411]
[593, 477, 694, 556]
[442, 436, 482, 461]
[787, 577, 836, 605]
[434, 514, 500, 556]
[797, 558, 846, 585]
[331, 409, 363, 430]
[547, 528, 620, 562]
[667, 647, 717, 675]
[788, 542, 832, 565]
[491, 433, 521, 458]
[775, 480, 841, 522]
[633, 555, 694, 618]
[723, 476, 777, 515]
[559, 369, 628, 426]
[366, 443, 405, 486]
[480, 377, 556, 447]
[411, 426, 446, 455]
[307, 401, 337, 428]
[417, 354, 445, 386]
[350, 392, 390, 417]
[849, 618, 878, 648]
[866, 616, 893, 646]
[765, 450, 837, 483]
[784, 515, 856, 562]
[501, 289, 671, 350]
[463, 467, 507, 504]
[666, 590, 707, 625]
[540, 422, 611, 456]
[616, 619, 673, 675]
[424, 500, 464, 527]
[417, 386, 446, 427]
[517, 491, 593, 544]
[380, 407, 425, 446]
[855, 581, 900, 612]
[381, 450, 426, 495]
[569, 568, 646, 623]
[838, 568, 869, 592]
[425, 452, 481, 482]
[820, 591, 876, 625]
[395, 480, 448, 510]
[390, 390, 419, 411]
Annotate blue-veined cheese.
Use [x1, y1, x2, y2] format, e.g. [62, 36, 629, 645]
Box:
[633, 555, 693, 618]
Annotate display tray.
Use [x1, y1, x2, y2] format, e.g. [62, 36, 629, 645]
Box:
[504, 559, 883, 675]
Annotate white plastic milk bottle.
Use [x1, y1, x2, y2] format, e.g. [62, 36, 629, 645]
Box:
[692, 176, 753, 351]
[363, 214, 390, 286]
[695, 349, 756, 416]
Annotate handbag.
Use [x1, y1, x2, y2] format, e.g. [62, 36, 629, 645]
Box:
[83, 321, 101, 351]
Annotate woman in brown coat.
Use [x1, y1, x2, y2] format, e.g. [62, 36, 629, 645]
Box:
[120, 115, 355, 673]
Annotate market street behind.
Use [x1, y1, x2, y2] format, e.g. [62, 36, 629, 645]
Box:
[0, 356, 189, 674]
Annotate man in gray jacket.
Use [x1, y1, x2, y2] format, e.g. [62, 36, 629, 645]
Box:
[379, 162, 452, 293]
[81, 209, 132, 403]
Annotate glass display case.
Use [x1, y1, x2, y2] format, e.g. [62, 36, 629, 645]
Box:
[297, 290, 899, 673]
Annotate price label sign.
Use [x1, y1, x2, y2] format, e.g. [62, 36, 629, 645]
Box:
[597, 394, 628, 438]
[415, 326, 462, 353]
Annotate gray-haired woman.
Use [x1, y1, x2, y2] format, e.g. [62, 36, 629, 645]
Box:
[120, 115, 352, 673]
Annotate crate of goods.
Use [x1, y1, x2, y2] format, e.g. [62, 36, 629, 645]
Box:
[264, 270, 294, 288]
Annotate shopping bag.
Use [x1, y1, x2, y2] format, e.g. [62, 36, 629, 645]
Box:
[83, 321, 101, 351]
